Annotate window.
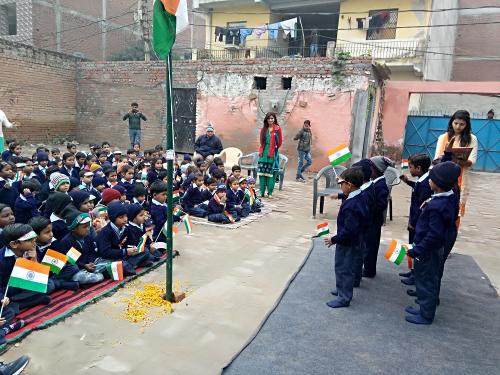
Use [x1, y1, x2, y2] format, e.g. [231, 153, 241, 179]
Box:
[282, 77, 292, 90]
[226, 21, 246, 45]
[366, 9, 398, 40]
[0, 3, 17, 36]
[254, 77, 267, 90]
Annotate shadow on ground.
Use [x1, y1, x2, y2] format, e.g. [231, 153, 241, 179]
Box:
[223, 238, 500, 375]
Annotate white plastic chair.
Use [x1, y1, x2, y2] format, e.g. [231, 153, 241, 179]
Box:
[215, 147, 243, 168]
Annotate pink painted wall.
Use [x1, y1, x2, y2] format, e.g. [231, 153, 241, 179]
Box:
[383, 81, 500, 146]
[197, 91, 356, 172]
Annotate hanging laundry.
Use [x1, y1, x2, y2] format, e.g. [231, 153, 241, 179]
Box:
[267, 22, 280, 40]
[226, 29, 240, 45]
[279, 17, 298, 39]
[239, 28, 253, 44]
[254, 26, 266, 39]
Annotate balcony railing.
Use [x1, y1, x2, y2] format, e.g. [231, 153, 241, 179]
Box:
[335, 39, 424, 60]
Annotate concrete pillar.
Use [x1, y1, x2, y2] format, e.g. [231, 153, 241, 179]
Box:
[350, 89, 369, 162]
[55, 0, 61, 52]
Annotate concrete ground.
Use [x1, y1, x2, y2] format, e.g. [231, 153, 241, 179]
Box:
[2, 170, 499, 374]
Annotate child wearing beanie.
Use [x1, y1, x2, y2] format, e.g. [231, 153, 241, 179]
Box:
[403, 161, 460, 325]
[50, 172, 70, 193]
[126, 203, 156, 264]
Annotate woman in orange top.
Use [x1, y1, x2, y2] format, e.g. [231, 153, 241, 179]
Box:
[434, 110, 478, 217]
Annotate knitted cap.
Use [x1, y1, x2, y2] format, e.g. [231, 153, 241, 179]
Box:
[66, 210, 91, 231]
[107, 202, 127, 222]
[429, 161, 461, 191]
[112, 185, 126, 195]
[206, 126, 214, 132]
[101, 188, 121, 205]
[69, 177, 80, 191]
[183, 154, 192, 161]
[238, 177, 247, 184]
[50, 172, 70, 190]
[37, 152, 49, 162]
[69, 190, 91, 209]
[47, 192, 72, 215]
[216, 184, 227, 193]
[90, 164, 102, 172]
[127, 203, 144, 222]
[352, 159, 372, 181]
[133, 183, 147, 197]
[92, 175, 107, 188]
[370, 156, 395, 173]
[246, 177, 256, 184]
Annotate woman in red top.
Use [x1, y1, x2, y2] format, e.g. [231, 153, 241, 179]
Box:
[257, 112, 283, 198]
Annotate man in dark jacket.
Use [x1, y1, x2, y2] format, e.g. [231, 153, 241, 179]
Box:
[294, 120, 313, 182]
[193, 126, 223, 165]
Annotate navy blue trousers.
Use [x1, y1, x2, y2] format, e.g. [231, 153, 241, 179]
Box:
[208, 213, 230, 224]
[438, 228, 458, 296]
[335, 244, 356, 304]
[186, 204, 208, 218]
[363, 224, 382, 277]
[414, 247, 443, 320]
[352, 242, 364, 286]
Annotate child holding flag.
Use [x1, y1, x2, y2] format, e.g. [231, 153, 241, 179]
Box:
[150, 181, 181, 243]
[323, 168, 368, 308]
[53, 211, 106, 285]
[0, 224, 54, 309]
[207, 184, 231, 224]
[403, 161, 460, 325]
[126, 204, 156, 265]
[399, 153, 432, 287]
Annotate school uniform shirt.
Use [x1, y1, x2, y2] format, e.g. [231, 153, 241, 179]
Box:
[60, 166, 79, 180]
[407, 172, 433, 228]
[0, 178, 21, 207]
[96, 222, 129, 260]
[80, 183, 101, 202]
[330, 189, 368, 246]
[226, 188, 242, 211]
[408, 191, 457, 259]
[118, 179, 137, 202]
[54, 232, 98, 268]
[14, 193, 40, 224]
[372, 175, 389, 226]
[182, 183, 204, 209]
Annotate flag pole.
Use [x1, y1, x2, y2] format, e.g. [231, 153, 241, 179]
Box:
[164, 51, 174, 302]
[0, 285, 9, 317]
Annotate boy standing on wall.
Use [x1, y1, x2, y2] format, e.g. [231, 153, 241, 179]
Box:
[294, 120, 313, 182]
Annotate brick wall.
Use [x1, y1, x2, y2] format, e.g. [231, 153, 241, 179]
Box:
[0, 38, 79, 143]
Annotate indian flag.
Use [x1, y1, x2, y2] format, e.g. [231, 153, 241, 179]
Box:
[136, 234, 147, 254]
[384, 240, 408, 265]
[41, 249, 68, 274]
[173, 190, 180, 201]
[66, 247, 81, 264]
[106, 261, 124, 281]
[244, 190, 254, 206]
[316, 222, 330, 237]
[224, 211, 236, 224]
[152, 0, 189, 59]
[175, 175, 182, 183]
[182, 215, 193, 234]
[328, 144, 352, 166]
[401, 159, 409, 170]
[173, 207, 183, 218]
[162, 221, 179, 238]
[96, 206, 108, 218]
[8, 258, 50, 293]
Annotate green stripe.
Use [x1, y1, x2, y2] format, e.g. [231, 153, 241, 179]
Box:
[67, 257, 76, 265]
[394, 248, 406, 265]
[9, 276, 47, 293]
[42, 262, 63, 274]
[317, 229, 330, 237]
[330, 152, 352, 166]
[152, 0, 177, 59]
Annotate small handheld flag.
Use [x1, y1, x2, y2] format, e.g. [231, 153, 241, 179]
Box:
[244, 190, 255, 206]
[136, 234, 147, 254]
[41, 249, 68, 274]
[384, 240, 412, 265]
[224, 211, 236, 224]
[316, 222, 330, 237]
[172, 190, 180, 202]
[106, 261, 124, 281]
[328, 144, 352, 166]
[66, 247, 82, 265]
[401, 159, 409, 170]
[8, 258, 50, 293]
[173, 207, 183, 218]
[182, 215, 193, 234]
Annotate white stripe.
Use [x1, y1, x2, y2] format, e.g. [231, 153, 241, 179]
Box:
[328, 148, 350, 162]
[42, 255, 65, 269]
[389, 242, 402, 262]
[175, 0, 189, 33]
[111, 263, 119, 279]
[11, 266, 48, 285]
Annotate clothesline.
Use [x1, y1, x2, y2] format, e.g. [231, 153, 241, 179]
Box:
[214, 17, 299, 45]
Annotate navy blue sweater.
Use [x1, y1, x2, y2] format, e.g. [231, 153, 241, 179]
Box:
[33, 167, 47, 185]
[207, 196, 225, 214]
[14, 194, 40, 224]
[0, 246, 16, 295]
[59, 166, 79, 180]
[226, 188, 241, 211]
[150, 201, 167, 241]
[0, 179, 20, 208]
[330, 190, 368, 247]
[51, 218, 69, 241]
[96, 223, 129, 260]
[182, 184, 204, 209]
[372, 176, 389, 226]
[147, 170, 163, 185]
[407, 172, 433, 228]
[409, 192, 457, 258]
[53, 232, 97, 268]
[118, 179, 137, 202]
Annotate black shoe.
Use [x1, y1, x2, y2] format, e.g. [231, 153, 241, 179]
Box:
[1, 320, 25, 336]
[405, 306, 419, 315]
[407, 289, 417, 297]
[399, 270, 412, 278]
[330, 290, 338, 296]
[401, 277, 415, 286]
[362, 271, 375, 278]
[0, 355, 30, 375]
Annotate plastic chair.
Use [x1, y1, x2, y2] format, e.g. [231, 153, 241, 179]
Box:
[313, 165, 347, 218]
[215, 147, 243, 168]
[238, 152, 259, 179]
[383, 166, 401, 222]
[278, 154, 288, 191]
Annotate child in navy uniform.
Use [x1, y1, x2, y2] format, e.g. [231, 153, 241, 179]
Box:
[236, 177, 252, 217]
[14, 180, 41, 224]
[0, 161, 20, 208]
[363, 156, 394, 278]
[207, 184, 231, 224]
[226, 176, 249, 220]
[399, 153, 432, 287]
[246, 177, 263, 212]
[324, 168, 367, 308]
[182, 173, 208, 218]
[150, 181, 181, 244]
[126, 204, 155, 264]
[404, 161, 460, 325]
[118, 165, 137, 202]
